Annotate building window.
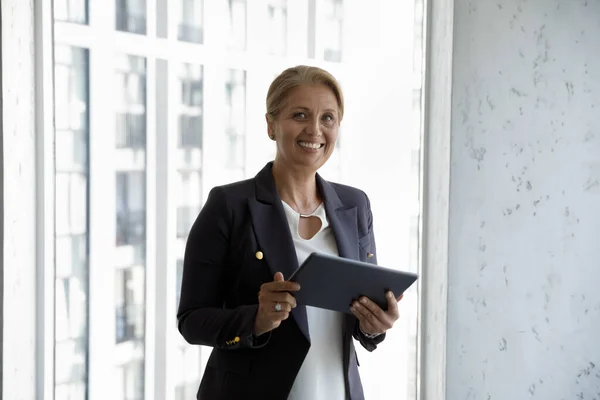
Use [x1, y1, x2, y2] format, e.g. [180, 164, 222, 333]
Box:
[115, 54, 147, 400]
[115, 56, 147, 150]
[226, 0, 247, 51]
[116, 0, 147, 35]
[54, 45, 89, 400]
[267, 0, 287, 55]
[179, 64, 203, 148]
[116, 172, 146, 249]
[54, 0, 88, 24]
[176, 63, 203, 240]
[176, 172, 202, 238]
[323, 0, 343, 62]
[174, 63, 205, 400]
[179, 0, 204, 43]
[116, 359, 145, 400]
[224, 69, 246, 170]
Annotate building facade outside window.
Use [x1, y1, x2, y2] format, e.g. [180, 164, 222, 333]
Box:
[178, 0, 204, 43]
[114, 54, 147, 400]
[173, 62, 204, 399]
[267, 0, 288, 55]
[226, 0, 247, 51]
[224, 69, 246, 174]
[51, 1, 425, 398]
[54, 44, 90, 400]
[322, 0, 343, 62]
[54, 0, 88, 24]
[116, 0, 147, 35]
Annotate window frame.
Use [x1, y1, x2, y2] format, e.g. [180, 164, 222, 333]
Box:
[40, 0, 448, 399]
[416, 0, 453, 399]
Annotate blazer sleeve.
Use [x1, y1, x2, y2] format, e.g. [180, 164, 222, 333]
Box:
[177, 186, 265, 350]
[353, 191, 387, 351]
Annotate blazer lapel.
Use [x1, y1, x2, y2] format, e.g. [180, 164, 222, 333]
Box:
[316, 175, 359, 261]
[316, 176, 361, 338]
[248, 164, 310, 341]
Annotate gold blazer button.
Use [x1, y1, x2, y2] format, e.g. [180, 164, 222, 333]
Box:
[255, 251, 264, 260]
[367, 253, 374, 258]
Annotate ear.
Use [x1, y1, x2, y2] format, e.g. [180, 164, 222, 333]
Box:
[265, 114, 275, 140]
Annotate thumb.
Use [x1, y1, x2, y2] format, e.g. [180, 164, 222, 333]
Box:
[386, 291, 398, 309]
[274, 272, 284, 282]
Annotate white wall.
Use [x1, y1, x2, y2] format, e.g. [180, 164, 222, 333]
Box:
[1, 0, 38, 398]
[447, 0, 600, 398]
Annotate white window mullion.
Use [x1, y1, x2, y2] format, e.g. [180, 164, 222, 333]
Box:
[162, 57, 180, 400]
[144, 55, 158, 400]
[165, 0, 180, 40]
[153, 57, 170, 400]
[35, 0, 56, 398]
[147, 0, 157, 39]
[87, 1, 118, 399]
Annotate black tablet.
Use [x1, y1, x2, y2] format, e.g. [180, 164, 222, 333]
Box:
[287, 252, 419, 314]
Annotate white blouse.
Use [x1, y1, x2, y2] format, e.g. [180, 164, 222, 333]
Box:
[281, 201, 346, 400]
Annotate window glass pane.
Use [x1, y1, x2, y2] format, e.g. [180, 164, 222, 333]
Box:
[224, 69, 246, 170]
[115, 54, 147, 400]
[267, 0, 287, 55]
[179, 0, 204, 43]
[115, 56, 147, 150]
[116, 0, 147, 34]
[323, 0, 343, 62]
[53, 45, 89, 400]
[174, 63, 204, 398]
[54, 0, 88, 24]
[178, 64, 204, 150]
[176, 173, 201, 238]
[226, 0, 247, 50]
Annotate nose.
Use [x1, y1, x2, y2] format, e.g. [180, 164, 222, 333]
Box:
[304, 116, 321, 137]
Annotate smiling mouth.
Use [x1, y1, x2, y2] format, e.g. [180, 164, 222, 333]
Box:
[297, 141, 324, 150]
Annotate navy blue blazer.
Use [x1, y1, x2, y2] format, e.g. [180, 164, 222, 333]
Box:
[177, 162, 385, 400]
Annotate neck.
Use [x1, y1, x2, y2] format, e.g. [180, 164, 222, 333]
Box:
[271, 159, 320, 212]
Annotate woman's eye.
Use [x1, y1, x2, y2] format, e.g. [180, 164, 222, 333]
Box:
[323, 114, 334, 122]
[294, 112, 307, 119]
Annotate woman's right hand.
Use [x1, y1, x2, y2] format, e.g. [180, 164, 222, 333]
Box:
[254, 272, 300, 336]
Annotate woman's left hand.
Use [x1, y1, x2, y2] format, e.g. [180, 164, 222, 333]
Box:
[350, 291, 404, 336]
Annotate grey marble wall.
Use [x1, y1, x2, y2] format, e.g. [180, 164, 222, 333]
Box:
[447, 0, 600, 398]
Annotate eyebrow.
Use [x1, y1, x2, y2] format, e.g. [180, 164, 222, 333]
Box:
[291, 106, 337, 114]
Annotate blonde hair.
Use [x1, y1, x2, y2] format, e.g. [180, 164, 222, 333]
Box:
[266, 65, 344, 123]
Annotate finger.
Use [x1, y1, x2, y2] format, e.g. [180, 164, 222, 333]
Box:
[263, 301, 293, 313]
[352, 300, 386, 332]
[350, 307, 378, 334]
[261, 280, 300, 293]
[274, 272, 284, 282]
[262, 292, 297, 308]
[396, 293, 404, 302]
[263, 305, 292, 322]
[385, 291, 400, 319]
[358, 296, 391, 325]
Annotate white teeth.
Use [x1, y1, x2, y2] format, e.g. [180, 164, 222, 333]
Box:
[298, 141, 323, 150]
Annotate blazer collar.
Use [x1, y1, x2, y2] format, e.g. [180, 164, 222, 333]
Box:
[254, 161, 343, 210]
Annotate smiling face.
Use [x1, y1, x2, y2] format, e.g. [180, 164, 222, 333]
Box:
[268, 84, 340, 173]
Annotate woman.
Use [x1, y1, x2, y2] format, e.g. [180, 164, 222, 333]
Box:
[177, 65, 403, 400]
